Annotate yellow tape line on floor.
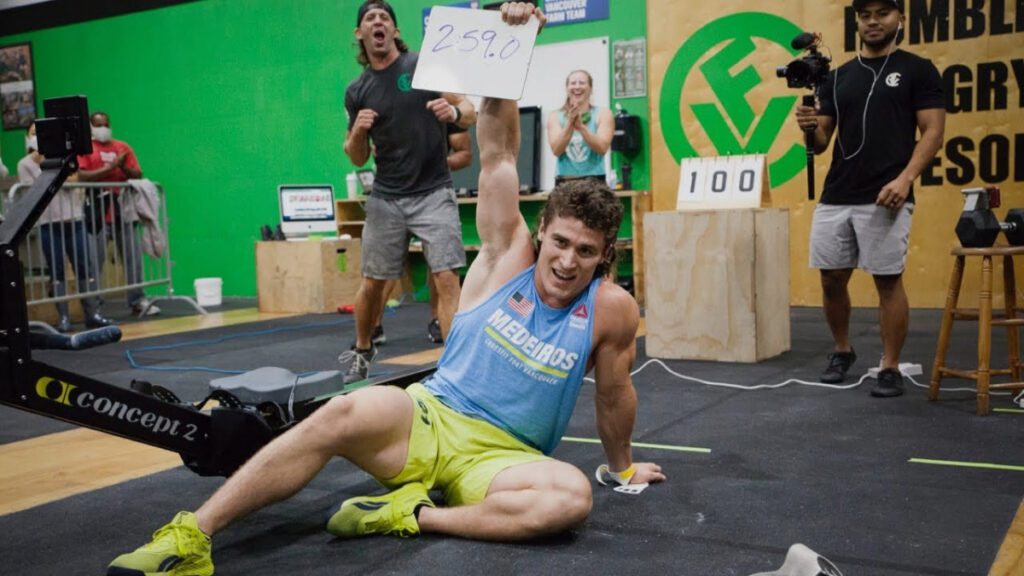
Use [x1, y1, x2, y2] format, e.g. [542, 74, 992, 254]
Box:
[562, 436, 711, 454]
[909, 458, 1024, 472]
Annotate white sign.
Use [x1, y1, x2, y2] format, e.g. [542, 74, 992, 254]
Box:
[413, 6, 540, 100]
[676, 154, 771, 211]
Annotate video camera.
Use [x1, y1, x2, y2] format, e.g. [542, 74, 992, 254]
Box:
[776, 33, 831, 201]
[776, 32, 831, 90]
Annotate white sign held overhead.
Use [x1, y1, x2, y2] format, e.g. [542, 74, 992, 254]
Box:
[676, 154, 771, 211]
[412, 6, 540, 100]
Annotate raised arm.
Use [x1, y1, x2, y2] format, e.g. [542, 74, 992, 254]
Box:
[457, 96, 533, 310]
[458, 2, 545, 310]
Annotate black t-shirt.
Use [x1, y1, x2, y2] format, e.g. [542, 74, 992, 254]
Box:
[818, 49, 944, 205]
[345, 52, 451, 197]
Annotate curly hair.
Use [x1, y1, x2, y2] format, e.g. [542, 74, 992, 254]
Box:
[539, 179, 624, 278]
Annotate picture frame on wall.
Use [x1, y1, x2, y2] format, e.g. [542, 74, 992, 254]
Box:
[0, 42, 37, 130]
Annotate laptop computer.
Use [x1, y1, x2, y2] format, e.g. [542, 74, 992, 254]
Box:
[277, 184, 337, 240]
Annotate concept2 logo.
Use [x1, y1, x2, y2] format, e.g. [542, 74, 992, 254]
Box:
[35, 376, 200, 441]
[660, 13, 807, 188]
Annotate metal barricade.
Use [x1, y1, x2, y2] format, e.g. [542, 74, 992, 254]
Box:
[6, 180, 205, 331]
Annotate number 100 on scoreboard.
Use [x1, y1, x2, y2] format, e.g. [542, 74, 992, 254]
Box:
[676, 154, 771, 211]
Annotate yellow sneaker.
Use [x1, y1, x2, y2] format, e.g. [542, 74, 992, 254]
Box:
[107, 511, 213, 576]
[326, 482, 434, 538]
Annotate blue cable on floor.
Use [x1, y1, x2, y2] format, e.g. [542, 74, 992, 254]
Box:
[125, 318, 354, 375]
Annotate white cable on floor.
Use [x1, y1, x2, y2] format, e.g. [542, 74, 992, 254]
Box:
[584, 358, 1016, 398]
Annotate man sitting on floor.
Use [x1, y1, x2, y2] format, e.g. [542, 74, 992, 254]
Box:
[106, 4, 664, 575]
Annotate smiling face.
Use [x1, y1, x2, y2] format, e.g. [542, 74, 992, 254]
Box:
[355, 7, 399, 61]
[856, 1, 903, 51]
[565, 70, 593, 107]
[535, 216, 608, 308]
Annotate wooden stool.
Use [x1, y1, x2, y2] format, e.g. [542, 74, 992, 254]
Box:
[930, 245, 1024, 415]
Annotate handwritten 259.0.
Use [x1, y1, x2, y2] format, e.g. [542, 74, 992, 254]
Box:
[430, 24, 522, 60]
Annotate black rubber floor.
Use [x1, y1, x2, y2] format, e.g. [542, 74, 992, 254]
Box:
[0, 303, 1020, 575]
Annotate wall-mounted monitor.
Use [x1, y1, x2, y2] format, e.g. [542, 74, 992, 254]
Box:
[451, 106, 542, 195]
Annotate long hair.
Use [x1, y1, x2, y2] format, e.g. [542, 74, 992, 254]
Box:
[539, 179, 624, 279]
[560, 69, 593, 114]
[355, 36, 408, 68]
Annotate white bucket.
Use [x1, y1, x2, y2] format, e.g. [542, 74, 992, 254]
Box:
[194, 277, 223, 307]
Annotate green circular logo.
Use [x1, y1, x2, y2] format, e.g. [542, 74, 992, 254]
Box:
[397, 72, 413, 92]
[660, 12, 807, 188]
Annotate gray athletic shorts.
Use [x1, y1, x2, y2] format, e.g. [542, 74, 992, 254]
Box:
[809, 203, 914, 275]
[361, 186, 466, 279]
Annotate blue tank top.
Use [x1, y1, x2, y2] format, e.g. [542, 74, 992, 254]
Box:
[555, 107, 605, 178]
[424, 265, 600, 454]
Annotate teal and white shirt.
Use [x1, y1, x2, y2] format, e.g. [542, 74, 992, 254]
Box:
[424, 265, 600, 454]
[555, 107, 605, 178]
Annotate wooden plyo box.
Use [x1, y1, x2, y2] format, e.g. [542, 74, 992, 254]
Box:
[644, 208, 790, 363]
[256, 239, 362, 313]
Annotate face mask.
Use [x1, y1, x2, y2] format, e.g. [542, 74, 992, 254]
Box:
[92, 126, 112, 143]
[26, 136, 37, 152]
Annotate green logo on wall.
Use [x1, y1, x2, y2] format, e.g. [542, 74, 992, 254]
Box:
[660, 12, 807, 188]
[397, 72, 413, 92]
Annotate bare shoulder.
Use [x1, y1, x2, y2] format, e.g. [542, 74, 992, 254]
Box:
[458, 227, 535, 312]
[593, 280, 640, 348]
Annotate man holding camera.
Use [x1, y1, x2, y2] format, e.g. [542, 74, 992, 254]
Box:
[794, 0, 945, 396]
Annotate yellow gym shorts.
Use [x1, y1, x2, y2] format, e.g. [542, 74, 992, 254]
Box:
[378, 383, 550, 506]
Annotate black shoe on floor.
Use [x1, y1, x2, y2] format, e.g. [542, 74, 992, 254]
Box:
[820, 349, 856, 383]
[427, 318, 443, 344]
[85, 314, 115, 329]
[871, 367, 905, 398]
[371, 325, 387, 346]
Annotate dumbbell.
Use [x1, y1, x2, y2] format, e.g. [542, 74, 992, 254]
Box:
[955, 208, 1024, 247]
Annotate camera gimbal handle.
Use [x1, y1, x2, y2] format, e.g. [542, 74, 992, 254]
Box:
[802, 94, 816, 201]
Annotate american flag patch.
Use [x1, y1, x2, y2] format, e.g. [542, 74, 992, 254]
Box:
[507, 291, 534, 317]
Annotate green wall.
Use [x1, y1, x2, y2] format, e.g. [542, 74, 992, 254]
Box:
[0, 0, 649, 297]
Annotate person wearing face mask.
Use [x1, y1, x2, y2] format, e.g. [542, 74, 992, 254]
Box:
[17, 122, 112, 332]
[76, 111, 161, 318]
[547, 69, 614, 187]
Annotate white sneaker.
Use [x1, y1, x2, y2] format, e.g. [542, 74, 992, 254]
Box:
[748, 543, 842, 576]
[132, 298, 161, 317]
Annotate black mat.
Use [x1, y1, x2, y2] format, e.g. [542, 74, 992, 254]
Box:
[1, 303, 1020, 575]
